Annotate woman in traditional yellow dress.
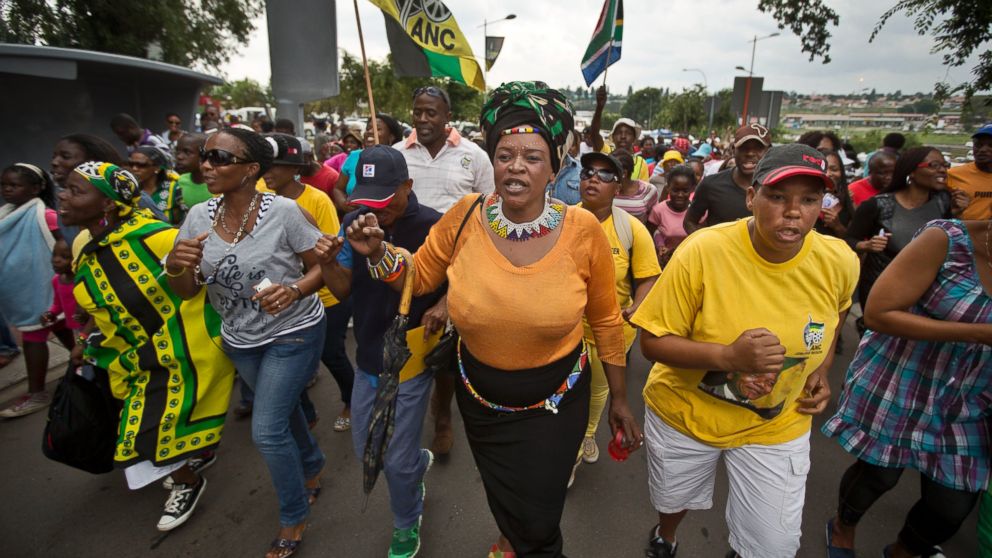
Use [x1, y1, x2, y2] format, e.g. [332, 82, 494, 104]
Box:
[60, 161, 234, 532]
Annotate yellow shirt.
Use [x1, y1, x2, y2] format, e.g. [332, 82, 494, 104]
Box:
[598, 144, 649, 181]
[71, 230, 90, 262]
[948, 162, 992, 220]
[630, 219, 858, 447]
[258, 182, 341, 307]
[631, 155, 650, 181]
[578, 205, 662, 347]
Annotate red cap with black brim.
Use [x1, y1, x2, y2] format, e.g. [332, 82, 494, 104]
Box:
[752, 143, 833, 190]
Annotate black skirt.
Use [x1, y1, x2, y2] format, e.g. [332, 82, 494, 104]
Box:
[456, 341, 590, 558]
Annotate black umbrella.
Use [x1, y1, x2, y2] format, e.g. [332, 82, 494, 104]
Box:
[363, 248, 415, 497]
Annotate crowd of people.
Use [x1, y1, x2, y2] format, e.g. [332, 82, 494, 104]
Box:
[0, 79, 990, 558]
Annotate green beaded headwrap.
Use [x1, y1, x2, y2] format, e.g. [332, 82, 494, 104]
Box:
[73, 161, 141, 216]
[480, 81, 575, 173]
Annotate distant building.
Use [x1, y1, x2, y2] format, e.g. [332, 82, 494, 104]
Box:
[782, 112, 930, 131]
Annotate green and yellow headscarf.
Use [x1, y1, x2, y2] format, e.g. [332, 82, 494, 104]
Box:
[73, 161, 141, 216]
[480, 81, 575, 173]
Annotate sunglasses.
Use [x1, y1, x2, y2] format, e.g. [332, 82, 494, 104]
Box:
[412, 85, 451, 106]
[916, 160, 951, 170]
[199, 148, 253, 167]
[167, 119, 181, 125]
[580, 167, 620, 183]
[126, 161, 155, 169]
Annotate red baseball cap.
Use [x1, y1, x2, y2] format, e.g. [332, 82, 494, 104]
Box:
[752, 143, 832, 190]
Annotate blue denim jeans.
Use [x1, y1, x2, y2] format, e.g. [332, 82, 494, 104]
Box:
[224, 318, 327, 527]
[351, 368, 434, 529]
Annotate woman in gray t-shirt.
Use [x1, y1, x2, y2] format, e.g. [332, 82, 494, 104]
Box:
[165, 128, 326, 556]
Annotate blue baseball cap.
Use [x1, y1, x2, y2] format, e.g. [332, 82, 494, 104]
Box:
[349, 145, 410, 209]
[690, 143, 712, 158]
[973, 124, 992, 138]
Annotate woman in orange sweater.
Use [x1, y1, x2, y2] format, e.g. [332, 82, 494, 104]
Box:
[317, 82, 642, 558]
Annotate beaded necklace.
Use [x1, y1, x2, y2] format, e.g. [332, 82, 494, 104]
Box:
[195, 193, 259, 285]
[485, 193, 564, 241]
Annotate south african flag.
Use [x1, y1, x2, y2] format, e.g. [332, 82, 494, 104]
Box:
[581, 0, 623, 86]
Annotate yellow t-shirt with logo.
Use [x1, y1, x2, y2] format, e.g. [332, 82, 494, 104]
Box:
[258, 182, 341, 307]
[578, 206, 662, 347]
[948, 162, 992, 220]
[631, 219, 858, 448]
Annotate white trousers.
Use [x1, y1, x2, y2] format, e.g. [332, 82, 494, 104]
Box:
[644, 410, 811, 558]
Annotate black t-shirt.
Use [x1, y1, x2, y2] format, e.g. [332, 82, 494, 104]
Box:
[685, 168, 751, 226]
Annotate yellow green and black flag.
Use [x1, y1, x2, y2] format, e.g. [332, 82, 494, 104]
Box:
[370, 0, 485, 92]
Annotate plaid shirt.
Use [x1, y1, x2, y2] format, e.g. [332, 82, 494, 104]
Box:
[396, 128, 494, 213]
[823, 220, 992, 491]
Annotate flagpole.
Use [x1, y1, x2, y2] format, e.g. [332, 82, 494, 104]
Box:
[601, 0, 616, 87]
[602, 42, 612, 87]
[353, 0, 379, 145]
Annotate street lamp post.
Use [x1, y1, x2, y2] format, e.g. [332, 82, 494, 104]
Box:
[683, 67, 713, 132]
[478, 14, 516, 93]
[740, 32, 779, 125]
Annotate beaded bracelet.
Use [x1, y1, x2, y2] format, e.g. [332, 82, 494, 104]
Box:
[382, 262, 406, 283]
[75, 333, 89, 347]
[367, 243, 405, 281]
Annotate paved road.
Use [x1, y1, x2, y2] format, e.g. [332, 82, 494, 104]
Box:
[0, 319, 978, 557]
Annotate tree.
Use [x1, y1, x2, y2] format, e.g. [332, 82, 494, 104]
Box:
[620, 87, 664, 127]
[305, 51, 484, 124]
[659, 86, 707, 133]
[0, 0, 263, 71]
[208, 78, 273, 108]
[710, 88, 737, 131]
[758, 0, 992, 100]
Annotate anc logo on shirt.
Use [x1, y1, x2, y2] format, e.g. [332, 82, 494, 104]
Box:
[803, 315, 825, 353]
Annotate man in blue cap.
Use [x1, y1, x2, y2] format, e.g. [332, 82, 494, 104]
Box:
[949, 123, 992, 220]
[315, 144, 446, 558]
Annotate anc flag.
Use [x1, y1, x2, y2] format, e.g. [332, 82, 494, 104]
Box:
[371, 0, 485, 92]
[580, 0, 623, 86]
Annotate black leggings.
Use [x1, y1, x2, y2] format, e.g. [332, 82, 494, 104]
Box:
[837, 459, 980, 555]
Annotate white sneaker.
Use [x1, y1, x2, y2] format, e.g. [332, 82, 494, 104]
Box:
[157, 477, 206, 531]
[0, 392, 50, 418]
[581, 436, 600, 464]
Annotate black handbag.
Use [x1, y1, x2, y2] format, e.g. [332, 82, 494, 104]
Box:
[42, 363, 120, 474]
[424, 194, 485, 376]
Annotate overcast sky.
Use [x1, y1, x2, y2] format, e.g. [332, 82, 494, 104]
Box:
[219, 0, 982, 96]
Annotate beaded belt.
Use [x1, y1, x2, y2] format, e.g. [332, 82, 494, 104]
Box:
[456, 340, 588, 414]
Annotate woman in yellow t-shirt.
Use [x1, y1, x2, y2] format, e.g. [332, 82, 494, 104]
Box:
[631, 144, 859, 558]
[572, 151, 660, 479]
[260, 133, 353, 432]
